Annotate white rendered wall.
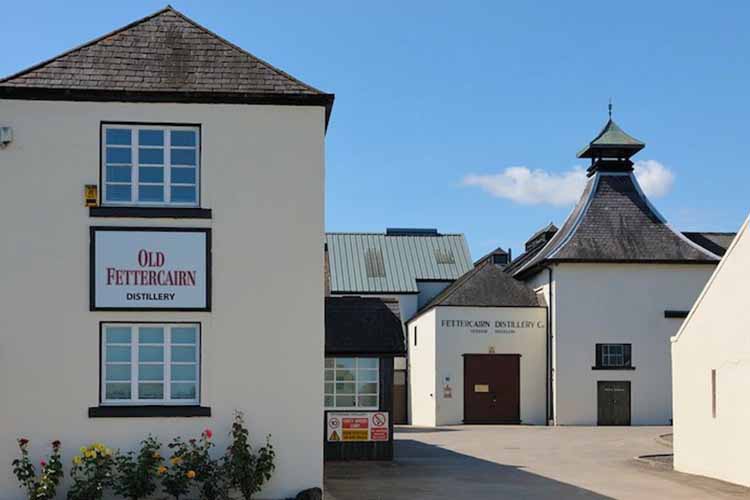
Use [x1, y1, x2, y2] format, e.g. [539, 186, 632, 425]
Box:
[0, 99, 325, 499]
[672, 218, 750, 486]
[552, 263, 715, 425]
[407, 310, 438, 426]
[433, 307, 547, 426]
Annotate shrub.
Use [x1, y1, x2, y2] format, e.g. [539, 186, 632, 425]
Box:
[11, 438, 63, 500]
[225, 412, 276, 499]
[161, 428, 229, 500]
[111, 436, 163, 500]
[67, 443, 115, 500]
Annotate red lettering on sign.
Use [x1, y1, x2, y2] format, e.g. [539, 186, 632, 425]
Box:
[342, 418, 369, 430]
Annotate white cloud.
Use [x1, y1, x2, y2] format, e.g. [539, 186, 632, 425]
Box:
[462, 160, 675, 206]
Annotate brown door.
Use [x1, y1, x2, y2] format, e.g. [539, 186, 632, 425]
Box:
[597, 381, 631, 426]
[392, 370, 407, 424]
[463, 354, 520, 424]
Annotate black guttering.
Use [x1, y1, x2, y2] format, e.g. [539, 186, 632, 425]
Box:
[664, 310, 690, 318]
[90, 207, 212, 219]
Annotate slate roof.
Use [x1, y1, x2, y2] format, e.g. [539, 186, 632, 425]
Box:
[325, 297, 405, 355]
[325, 231, 473, 294]
[0, 7, 334, 123]
[411, 259, 541, 321]
[683, 232, 737, 257]
[512, 172, 720, 279]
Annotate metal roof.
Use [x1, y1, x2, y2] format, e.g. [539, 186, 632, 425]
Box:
[325, 232, 473, 293]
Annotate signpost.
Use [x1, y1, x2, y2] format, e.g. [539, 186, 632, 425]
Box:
[326, 412, 389, 442]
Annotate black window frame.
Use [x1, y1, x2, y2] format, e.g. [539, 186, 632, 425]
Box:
[592, 343, 635, 370]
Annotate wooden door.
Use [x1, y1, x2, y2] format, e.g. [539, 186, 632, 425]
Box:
[463, 354, 520, 424]
[392, 370, 407, 424]
[597, 381, 631, 426]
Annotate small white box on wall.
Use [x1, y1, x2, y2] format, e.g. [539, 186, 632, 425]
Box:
[0, 127, 12, 148]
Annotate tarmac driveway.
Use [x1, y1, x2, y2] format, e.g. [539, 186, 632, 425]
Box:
[324, 425, 749, 500]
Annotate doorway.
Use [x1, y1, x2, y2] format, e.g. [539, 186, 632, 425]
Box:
[463, 354, 520, 424]
[597, 381, 631, 426]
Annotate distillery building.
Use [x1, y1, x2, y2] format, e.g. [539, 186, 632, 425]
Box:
[0, 8, 332, 498]
[507, 116, 727, 426]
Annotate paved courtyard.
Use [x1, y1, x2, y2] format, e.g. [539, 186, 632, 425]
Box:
[325, 426, 749, 499]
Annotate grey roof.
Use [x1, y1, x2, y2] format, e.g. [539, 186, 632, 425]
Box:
[325, 297, 405, 355]
[513, 172, 720, 278]
[682, 232, 737, 257]
[411, 260, 541, 321]
[326, 232, 473, 293]
[0, 7, 334, 122]
[578, 119, 645, 159]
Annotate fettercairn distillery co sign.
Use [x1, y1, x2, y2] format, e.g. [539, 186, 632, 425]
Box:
[441, 318, 545, 335]
[91, 227, 211, 311]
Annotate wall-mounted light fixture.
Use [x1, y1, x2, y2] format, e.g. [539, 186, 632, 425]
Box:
[85, 185, 99, 207]
[0, 127, 12, 148]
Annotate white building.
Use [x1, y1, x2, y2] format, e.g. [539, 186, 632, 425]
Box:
[672, 216, 750, 486]
[506, 117, 725, 426]
[407, 251, 547, 426]
[0, 7, 332, 498]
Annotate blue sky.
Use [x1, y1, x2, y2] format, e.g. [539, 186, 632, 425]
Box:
[2, 1, 748, 258]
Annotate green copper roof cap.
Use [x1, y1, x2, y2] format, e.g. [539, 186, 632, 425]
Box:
[577, 119, 645, 159]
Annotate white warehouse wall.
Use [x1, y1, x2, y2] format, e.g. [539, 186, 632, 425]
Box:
[0, 99, 325, 499]
[407, 309, 438, 427]
[552, 263, 715, 426]
[672, 218, 750, 486]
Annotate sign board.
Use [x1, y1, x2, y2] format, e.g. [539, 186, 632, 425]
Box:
[326, 412, 389, 442]
[91, 227, 211, 311]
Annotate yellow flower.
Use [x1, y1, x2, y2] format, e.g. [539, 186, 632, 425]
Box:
[72, 456, 81, 465]
[170, 456, 182, 465]
[157, 465, 167, 475]
[153, 452, 161, 460]
[79, 447, 86, 454]
[186, 470, 196, 479]
[104, 448, 112, 456]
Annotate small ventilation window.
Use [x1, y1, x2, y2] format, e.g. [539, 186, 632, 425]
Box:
[365, 248, 386, 278]
[434, 248, 455, 265]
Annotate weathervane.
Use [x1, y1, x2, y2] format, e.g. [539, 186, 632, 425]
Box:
[608, 98, 613, 119]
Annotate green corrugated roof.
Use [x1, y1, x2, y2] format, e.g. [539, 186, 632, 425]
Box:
[325, 232, 473, 293]
[577, 119, 645, 158]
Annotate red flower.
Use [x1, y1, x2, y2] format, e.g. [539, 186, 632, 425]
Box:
[203, 429, 213, 440]
[18, 438, 29, 446]
[52, 440, 61, 448]
[40, 460, 47, 467]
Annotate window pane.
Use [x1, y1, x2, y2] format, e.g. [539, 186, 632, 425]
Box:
[324, 370, 334, 381]
[138, 383, 163, 399]
[335, 395, 355, 407]
[106, 184, 131, 202]
[325, 358, 334, 369]
[170, 186, 196, 203]
[139, 185, 164, 202]
[324, 383, 334, 394]
[106, 383, 131, 400]
[358, 395, 377, 407]
[139, 166, 164, 183]
[171, 167, 196, 184]
[139, 327, 164, 344]
[139, 364, 164, 381]
[106, 364, 131, 381]
[106, 327, 131, 344]
[107, 129, 132, 145]
[139, 346, 164, 362]
[106, 346, 131, 362]
[324, 396, 334, 407]
[335, 369, 355, 382]
[358, 358, 378, 369]
[171, 130, 196, 147]
[172, 346, 196, 362]
[139, 129, 164, 146]
[358, 382, 378, 394]
[107, 165, 132, 183]
[171, 383, 196, 400]
[139, 148, 164, 165]
[335, 383, 355, 394]
[335, 358, 355, 369]
[172, 327, 196, 344]
[106, 147, 131, 164]
[358, 369, 378, 382]
[171, 148, 196, 165]
[171, 364, 196, 381]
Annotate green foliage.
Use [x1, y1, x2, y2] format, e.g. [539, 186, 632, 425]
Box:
[161, 429, 229, 500]
[67, 443, 115, 500]
[225, 411, 276, 499]
[11, 438, 64, 500]
[111, 436, 163, 500]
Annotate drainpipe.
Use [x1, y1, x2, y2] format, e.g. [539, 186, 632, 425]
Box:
[546, 265, 554, 425]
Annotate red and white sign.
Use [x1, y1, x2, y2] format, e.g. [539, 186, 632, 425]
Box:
[326, 412, 389, 442]
[91, 228, 210, 310]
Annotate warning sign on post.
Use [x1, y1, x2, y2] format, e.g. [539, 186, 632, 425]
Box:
[327, 412, 389, 442]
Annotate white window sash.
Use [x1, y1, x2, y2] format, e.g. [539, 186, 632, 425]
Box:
[102, 125, 200, 207]
[101, 323, 200, 406]
[324, 357, 379, 411]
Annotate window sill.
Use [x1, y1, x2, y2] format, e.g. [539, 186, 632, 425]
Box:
[89, 207, 212, 219]
[591, 366, 636, 371]
[88, 405, 211, 418]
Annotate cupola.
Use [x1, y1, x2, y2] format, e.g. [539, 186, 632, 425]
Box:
[577, 105, 645, 176]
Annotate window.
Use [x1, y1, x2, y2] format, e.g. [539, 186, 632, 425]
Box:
[324, 357, 379, 410]
[102, 323, 200, 405]
[102, 125, 199, 206]
[711, 369, 717, 418]
[414, 326, 418, 347]
[595, 343, 632, 369]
